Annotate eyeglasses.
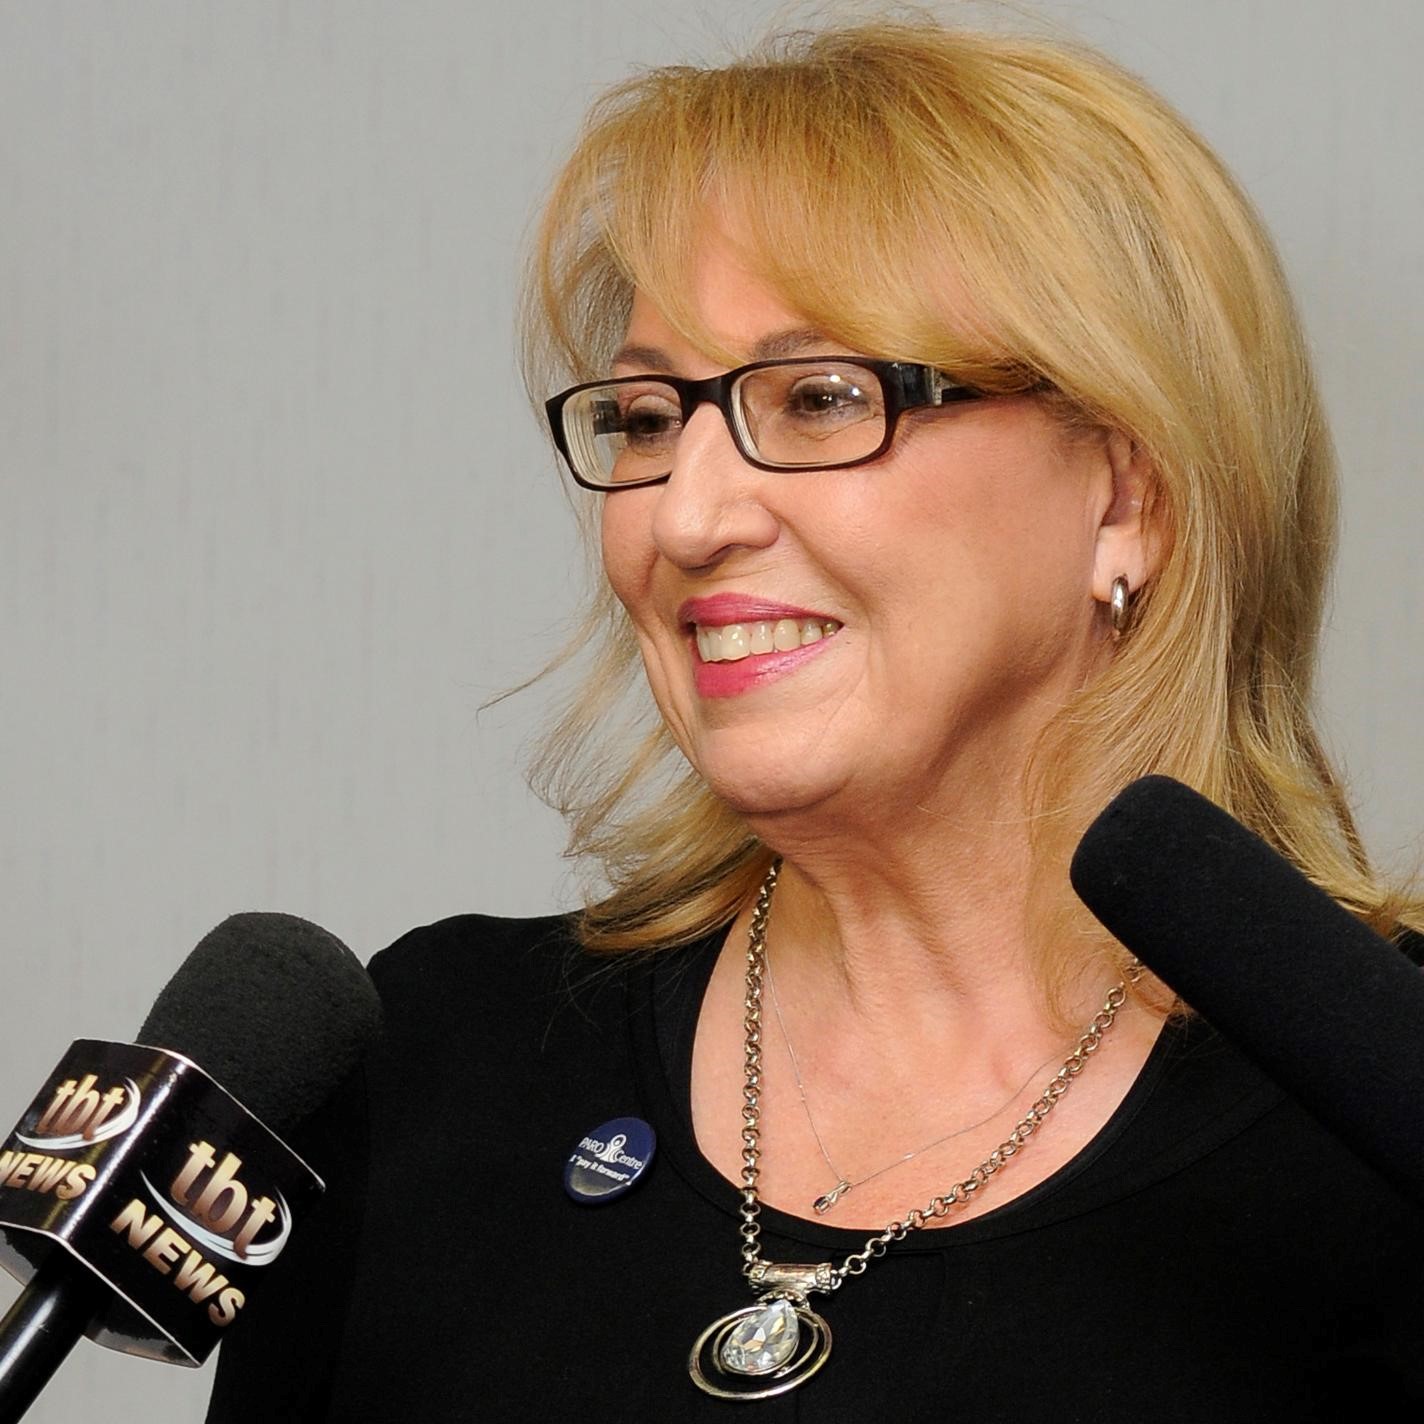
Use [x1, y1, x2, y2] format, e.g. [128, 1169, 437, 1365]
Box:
[543, 356, 988, 491]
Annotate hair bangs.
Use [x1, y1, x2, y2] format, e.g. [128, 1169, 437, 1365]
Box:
[532, 36, 1039, 389]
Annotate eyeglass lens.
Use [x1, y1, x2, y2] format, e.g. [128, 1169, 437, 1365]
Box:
[563, 360, 888, 486]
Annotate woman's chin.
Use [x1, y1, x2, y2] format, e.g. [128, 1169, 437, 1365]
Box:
[695, 758, 852, 822]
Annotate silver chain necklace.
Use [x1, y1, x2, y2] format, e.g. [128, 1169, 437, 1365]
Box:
[688, 860, 1135, 1401]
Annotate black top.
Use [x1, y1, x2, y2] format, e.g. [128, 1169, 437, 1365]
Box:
[207, 914, 1424, 1421]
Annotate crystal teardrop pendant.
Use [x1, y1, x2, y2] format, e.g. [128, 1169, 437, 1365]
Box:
[720, 1299, 799, 1373]
[689, 1296, 833, 1399]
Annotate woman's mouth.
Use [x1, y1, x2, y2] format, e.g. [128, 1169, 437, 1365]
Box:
[694, 618, 842, 662]
[686, 617, 842, 698]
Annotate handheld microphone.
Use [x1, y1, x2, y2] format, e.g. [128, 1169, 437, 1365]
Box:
[0, 913, 382, 1422]
[1069, 774, 1424, 1208]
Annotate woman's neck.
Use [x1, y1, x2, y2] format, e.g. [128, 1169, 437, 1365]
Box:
[747, 777, 1089, 1032]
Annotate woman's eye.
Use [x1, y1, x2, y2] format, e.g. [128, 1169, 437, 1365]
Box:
[620, 395, 682, 446]
[785, 377, 873, 419]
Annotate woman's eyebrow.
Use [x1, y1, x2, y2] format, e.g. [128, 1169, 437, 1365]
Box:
[608, 327, 833, 373]
[750, 326, 831, 359]
[609, 342, 672, 372]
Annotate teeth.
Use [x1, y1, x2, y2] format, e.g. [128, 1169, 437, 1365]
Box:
[694, 618, 842, 662]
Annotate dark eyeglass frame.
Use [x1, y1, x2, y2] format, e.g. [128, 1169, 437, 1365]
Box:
[543, 356, 990, 492]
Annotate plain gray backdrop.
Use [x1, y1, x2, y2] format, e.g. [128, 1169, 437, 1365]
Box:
[2, 2, 1420, 1419]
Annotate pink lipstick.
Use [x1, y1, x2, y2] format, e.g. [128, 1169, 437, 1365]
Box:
[679, 595, 842, 699]
[678, 594, 833, 627]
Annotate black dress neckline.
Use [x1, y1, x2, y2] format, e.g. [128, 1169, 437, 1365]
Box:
[630, 922, 1283, 1255]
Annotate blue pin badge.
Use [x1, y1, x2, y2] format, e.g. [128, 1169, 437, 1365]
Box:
[564, 1116, 656, 1204]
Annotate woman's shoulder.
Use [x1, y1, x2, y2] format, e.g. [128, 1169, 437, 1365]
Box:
[367, 910, 581, 1007]
[361, 909, 655, 1047]
[369, 909, 577, 978]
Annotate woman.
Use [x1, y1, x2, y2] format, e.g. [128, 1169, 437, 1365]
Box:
[209, 16, 1423, 1420]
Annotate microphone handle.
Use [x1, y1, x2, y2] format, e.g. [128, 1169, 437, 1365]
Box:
[0, 1253, 111, 1423]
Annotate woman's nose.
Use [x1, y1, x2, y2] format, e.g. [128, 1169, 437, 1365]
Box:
[649, 404, 780, 571]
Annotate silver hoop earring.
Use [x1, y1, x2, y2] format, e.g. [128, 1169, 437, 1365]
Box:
[1109, 575, 1131, 640]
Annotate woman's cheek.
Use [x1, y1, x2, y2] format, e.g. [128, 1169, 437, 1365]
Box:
[600, 495, 655, 612]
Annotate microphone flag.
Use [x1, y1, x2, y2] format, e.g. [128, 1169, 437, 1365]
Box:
[0, 1038, 322, 1366]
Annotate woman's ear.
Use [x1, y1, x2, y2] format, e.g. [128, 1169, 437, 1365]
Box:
[1090, 429, 1162, 602]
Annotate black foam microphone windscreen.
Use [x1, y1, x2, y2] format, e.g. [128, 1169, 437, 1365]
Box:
[139, 912, 383, 1132]
[1070, 774, 1424, 1206]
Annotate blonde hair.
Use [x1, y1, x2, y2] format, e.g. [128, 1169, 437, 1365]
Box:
[519, 13, 1422, 1009]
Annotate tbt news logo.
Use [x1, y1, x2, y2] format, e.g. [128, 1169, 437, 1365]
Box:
[0, 1071, 141, 1203]
[114, 1142, 290, 1328]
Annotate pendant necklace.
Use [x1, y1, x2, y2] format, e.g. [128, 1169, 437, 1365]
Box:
[688, 859, 1136, 1401]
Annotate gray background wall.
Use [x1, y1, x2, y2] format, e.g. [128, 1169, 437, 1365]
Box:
[1, 2, 1419, 1418]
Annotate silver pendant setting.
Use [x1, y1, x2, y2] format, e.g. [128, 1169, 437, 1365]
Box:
[689, 1294, 833, 1399]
